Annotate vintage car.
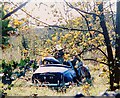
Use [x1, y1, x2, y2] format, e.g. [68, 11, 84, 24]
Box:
[32, 57, 77, 87]
[32, 57, 91, 87]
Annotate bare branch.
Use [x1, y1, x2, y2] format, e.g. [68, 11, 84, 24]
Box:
[49, 25, 103, 33]
[83, 58, 109, 66]
[71, 5, 92, 35]
[77, 44, 108, 60]
[64, 1, 100, 17]
[2, 0, 30, 20]
[96, 46, 108, 59]
[91, 44, 108, 59]
[11, 2, 49, 26]
[11, 2, 103, 34]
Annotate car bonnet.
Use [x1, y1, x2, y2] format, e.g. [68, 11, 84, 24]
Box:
[33, 66, 69, 74]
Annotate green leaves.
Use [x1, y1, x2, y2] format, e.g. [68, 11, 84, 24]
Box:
[2, 20, 10, 28]
[0, 5, 5, 19]
[22, 35, 29, 50]
[0, 5, 16, 49]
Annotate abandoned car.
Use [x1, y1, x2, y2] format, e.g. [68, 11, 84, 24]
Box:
[32, 57, 91, 87]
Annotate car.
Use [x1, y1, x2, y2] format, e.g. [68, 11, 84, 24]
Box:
[32, 57, 77, 87]
[32, 57, 91, 87]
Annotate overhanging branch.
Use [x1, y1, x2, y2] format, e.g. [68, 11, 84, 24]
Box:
[77, 44, 108, 60]
[91, 44, 108, 59]
[64, 1, 100, 17]
[83, 58, 109, 66]
[49, 25, 103, 33]
[11, 2, 49, 26]
[2, 0, 30, 20]
[71, 6, 92, 36]
[11, 2, 103, 34]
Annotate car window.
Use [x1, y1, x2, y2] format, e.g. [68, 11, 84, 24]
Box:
[43, 60, 51, 64]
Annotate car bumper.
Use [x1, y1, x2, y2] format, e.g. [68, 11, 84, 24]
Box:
[32, 82, 70, 87]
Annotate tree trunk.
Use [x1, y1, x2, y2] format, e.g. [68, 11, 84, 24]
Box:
[98, 3, 114, 91]
[115, 0, 120, 89]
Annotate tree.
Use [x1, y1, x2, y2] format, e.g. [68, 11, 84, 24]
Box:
[0, 5, 16, 50]
[1, 0, 119, 91]
[115, 0, 120, 90]
[61, 1, 120, 91]
[41, 1, 119, 91]
[0, 1, 29, 50]
[16, 1, 119, 90]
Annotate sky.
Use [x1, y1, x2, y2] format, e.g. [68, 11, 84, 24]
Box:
[2, 0, 117, 2]
[2, 0, 117, 27]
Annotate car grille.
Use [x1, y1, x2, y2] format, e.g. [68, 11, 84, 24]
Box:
[32, 72, 63, 84]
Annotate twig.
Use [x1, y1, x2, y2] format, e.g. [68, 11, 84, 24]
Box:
[2, 0, 30, 20]
[83, 58, 108, 66]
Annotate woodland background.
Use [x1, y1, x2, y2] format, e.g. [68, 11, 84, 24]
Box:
[0, 0, 120, 96]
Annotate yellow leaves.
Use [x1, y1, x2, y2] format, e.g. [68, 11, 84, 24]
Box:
[57, 40, 61, 44]
[64, 54, 70, 60]
[94, 37, 99, 40]
[76, 48, 81, 53]
[69, 32, 74, 35]
[70, 48, 77, 55]
[94, 7, 99, 12]
[55, 32, 58, 36]
[77, 31, 81, 35]
[72, 47, 80, 53]
[74, 35, 77, 39]
[88, 38, 91, 41]
[96, 11, 101, 15]
[52, 36, 57, 41]
[99, 72, 105, 77]
[13, 19, 22, 26]
[22, 49, 28, 53]
[60, 36, 64, 41]
[40, 52, 44, 56]
[64, 33, 70, 38]
[82, 35, 85, 41]
[83, 43, 87, 47]
[69, 42, 74, 46]
[99, 63, 104, 68]
[97, 58, 101, 62]
[114, 83, 118, 87]
[46, 39, 51, 44]
[96, 2, 102, 5]
[82, 84, 90, 93]
[41, 51, 49, 57]
[60, 32, 63, 36]
[75, 21, 80, 26]
[86, 32, 90, 37]
[98, 33, 103, 37]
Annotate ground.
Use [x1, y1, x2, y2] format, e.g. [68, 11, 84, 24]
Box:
[0, 64, 111, 96]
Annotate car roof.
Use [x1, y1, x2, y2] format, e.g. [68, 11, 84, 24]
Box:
[34, 66, 69, 74]
[42, 64, 72, 68]
[43, 57, 59, 63]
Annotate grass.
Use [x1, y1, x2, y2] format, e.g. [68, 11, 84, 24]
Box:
[0, 63, 110, 96]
